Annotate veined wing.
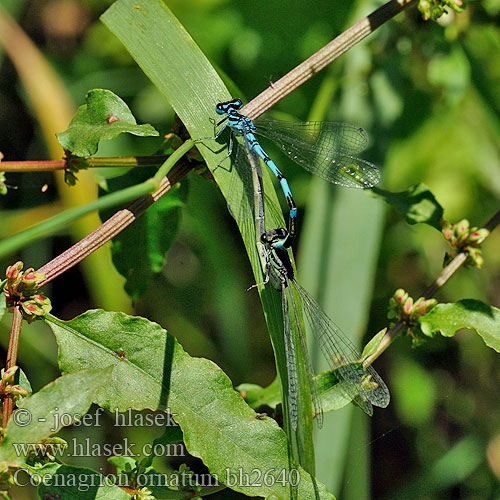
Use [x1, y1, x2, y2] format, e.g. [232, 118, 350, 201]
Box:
[225, 139, 286, 227]
[254, 119, 380, 189]
[281, 280, 299, 431]
[288, 279, 324, 428]
[225, 140, 254, 223]
[292, 278, 390, 414]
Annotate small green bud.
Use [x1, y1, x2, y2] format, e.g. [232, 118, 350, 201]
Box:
[403, 297, 414, 315]
[1, 366, 18, 384]
[414, 298, 437, 314]
[5, 385, 29, 397]
[442, 227, 452, 241]
[468, 228, 489, 244]
[456, 219, 469, 235]
[394, 288, 407, 304]
[6, 261, 23, 280]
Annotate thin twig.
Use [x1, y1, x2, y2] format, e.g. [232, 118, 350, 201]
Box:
[0, 155, 171, 171]
[243, 0, 417, 121]
[1, 306, 23, 433]
[365, 207, 500, 366]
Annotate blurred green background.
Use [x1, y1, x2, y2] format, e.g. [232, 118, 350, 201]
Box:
[1, 0, 500, 499]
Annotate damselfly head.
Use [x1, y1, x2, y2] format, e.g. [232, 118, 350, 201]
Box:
[215, 98, 243, 115]
[261, 228, 288, 244]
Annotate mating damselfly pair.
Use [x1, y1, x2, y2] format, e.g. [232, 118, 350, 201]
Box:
[198, 98, 389, 430]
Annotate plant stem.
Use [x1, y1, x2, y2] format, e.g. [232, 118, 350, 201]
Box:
[1, 306, 23, 433]
[242, 0, 417, 120]
[153, 140, 194, 181]
[364, 207, 500, 366]
[0, 155, 172, 171]
[1, 160, 66, 171]
[0, 141, 195, 258]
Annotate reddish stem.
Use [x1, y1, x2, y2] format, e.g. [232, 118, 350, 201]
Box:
[0, 155, 171, 171]
[1, 306, 23, 433]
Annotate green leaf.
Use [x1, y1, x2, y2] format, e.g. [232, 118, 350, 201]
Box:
[99, 166, 188, 301]
[45, 310, 334, 499]
[361, 328, 387, 359]
[315, 371, 352, 413]
[237, 376, 282, 411]
[101, 0, 316, 475]
[35, 464, 131, 500]
[107, 455, 137, 474]
[373, 183, 444, 229]
[15, 367, 33, 407]
[56, 89, 159, 157]
[0, 292, 5, 321]
[419, 299, 500, 352]
[0, 368, 112, 466]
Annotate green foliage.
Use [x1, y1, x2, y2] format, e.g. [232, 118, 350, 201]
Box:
[418, 0, 465, 21]
[375, 183, 444, 230]
[14, 368, 32, 407]
[0, 368, 112, 466]
[0, 293, 5, 322]
[56, 89, 159, 157]
[44, 310, 333, 499]
[0, 171, 7, 196]
[1, 0, 499, 499]
[314, 371, 352, 413]
[237, 377, 282, 411]
[36, 464, 131, 500]
[419, 299, 500, 351]
[100, 166, 188, 302]
[101, 0, 318, 476]
[361, 328, 387, 359]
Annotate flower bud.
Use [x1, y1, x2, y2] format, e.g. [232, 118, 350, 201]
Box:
[394, 288, 407, 304]
[468, 228, 489, 244]
[1, 366, 18, 383]
[5, 385, 29, 397]
[403, 297, 414, 315]
[6, 261, 23, 281]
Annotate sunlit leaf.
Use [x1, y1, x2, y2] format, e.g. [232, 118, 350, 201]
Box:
[361, 328, 387, 359]
[0, 292, 5, 321]
[419, 299, 500, 352]
[45, 310, 333, 499]
[374, 183, 444, 229]
[237, 377, 282, 411]
[56, 89, 159, 157]
[315, 371, 352, 413]
[0, 368, 112, 466]
[15, 367, 32, 407]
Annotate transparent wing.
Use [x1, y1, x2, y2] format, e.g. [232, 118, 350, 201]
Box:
[281, 280, 299, 431]
[255, 119, 380, 189]
[288, 280, 324, 428]
[225, 140, 286, 227]
[292, 278, 390, 413]
[225, 141, 255, 223]
[246, 142, 269, 275]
